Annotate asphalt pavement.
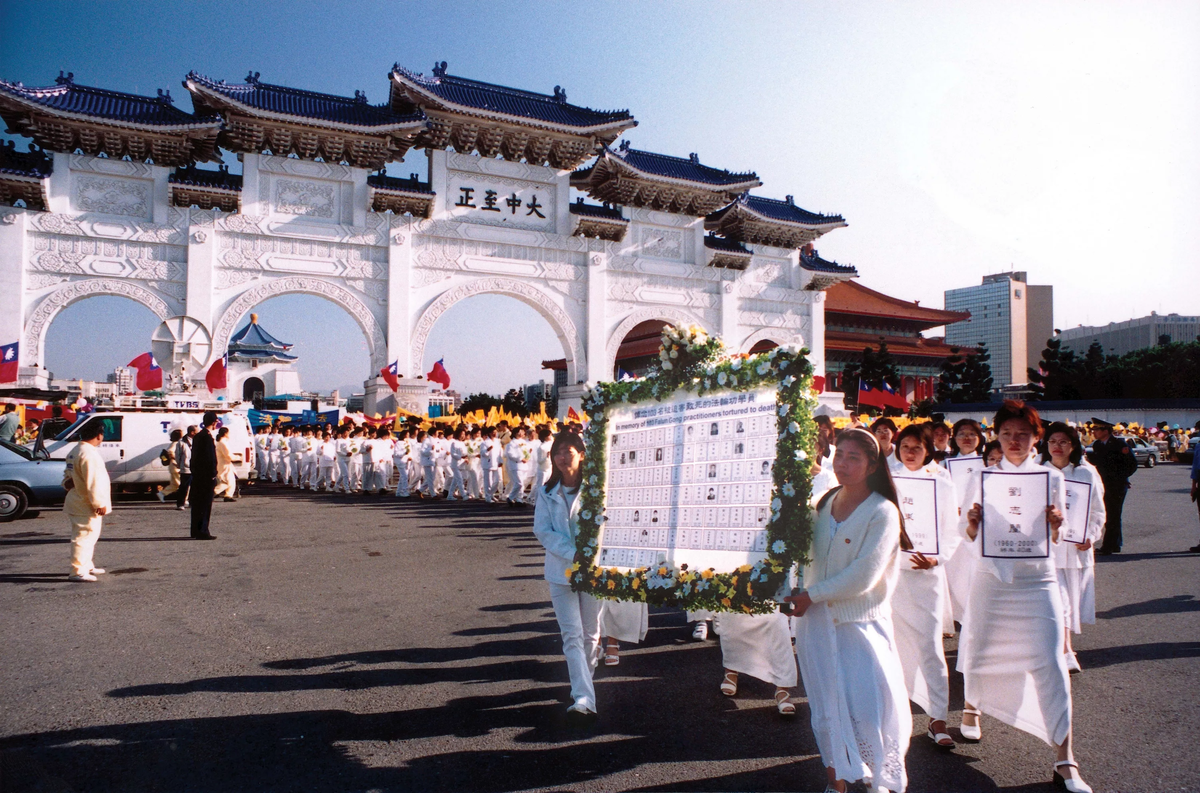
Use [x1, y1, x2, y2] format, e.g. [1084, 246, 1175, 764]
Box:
[1, 464, 1197, 792]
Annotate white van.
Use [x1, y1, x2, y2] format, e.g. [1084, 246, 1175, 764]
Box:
[39, 410, 255, 488]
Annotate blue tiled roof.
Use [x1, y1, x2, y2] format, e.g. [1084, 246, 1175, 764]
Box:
[609, 144, 759, 187]
[169, 164, 242, 190]
[186, 71, 426, 129]
[704, 234, 751, 253]
[733, 194, 844, 226]
[230, 319, 292, 351]
[0, 141, 52, 178]
[569, 199, 625, 220]
[800, 248, 857, 275]
[391, 62, 634, 129]
[0, 72, 217, 127]
[367, 170, 433, 194]
[229, 349, 298, 362]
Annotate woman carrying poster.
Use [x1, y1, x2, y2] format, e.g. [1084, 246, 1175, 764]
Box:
[713, 608, 798, 717]
[1042, 422, 1106, 674]
[889, 424, 962, 749]
[532, 432, 602, 724]
[959, 401, 1091, 793]
[783, 428, 912, 793]
[599, 600, 648, 665]
[942, 419, 987, 628]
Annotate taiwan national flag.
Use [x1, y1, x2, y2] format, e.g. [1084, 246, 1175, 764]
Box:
[206, 353, 228, 392]
[812, 375, 826, 393]
[127, 352, 163, 392]
[380, 360, 400, 392]
[0, 341, 18, 384]
[857, 379, 887, 410]
[880, 381, 908, 410]
[427, 359, 451, 390]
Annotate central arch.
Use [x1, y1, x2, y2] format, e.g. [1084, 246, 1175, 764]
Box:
[212, 277, 388, 372]
[606, 307, 711, 380]
[411, 277, 586, 387]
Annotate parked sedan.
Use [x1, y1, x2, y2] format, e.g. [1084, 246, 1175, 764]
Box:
[1126, 437, 1161, 468]
[0, 440, 67, 521]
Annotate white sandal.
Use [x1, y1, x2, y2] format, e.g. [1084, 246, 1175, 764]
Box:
[692, 621, 708, 640]
[720, 670, 738, 697]
[927, 720, 955, 748]
[774, 688, 795, 716]
[603, 642, 620, 666]
[959, 708, 982, 742]
[1053, 760, 1093, 793]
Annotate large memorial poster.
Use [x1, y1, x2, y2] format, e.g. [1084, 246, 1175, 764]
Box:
[980, 469, 1051, 559]
[599, 386, 778, 573]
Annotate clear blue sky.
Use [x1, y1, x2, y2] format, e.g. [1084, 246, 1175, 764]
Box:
[7, 1, 1198, 394]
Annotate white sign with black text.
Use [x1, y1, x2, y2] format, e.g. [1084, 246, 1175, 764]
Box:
[980, 469, 1051, 559]
[892, 475, 940, 555]
[945, 455, 983, 501]
[1060, 479, 1092, 545]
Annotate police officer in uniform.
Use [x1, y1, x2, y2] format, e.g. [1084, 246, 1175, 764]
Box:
[189, 412, 219, 540]
[1087, 417, 1138, 555]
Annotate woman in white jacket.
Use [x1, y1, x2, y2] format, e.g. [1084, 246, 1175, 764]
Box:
[1042, 422, 1105, 674]
[784, 427, 912, 793]
[959, 401, 1091, 793]
[889, 424, 962, 749]
[532, 431, 601, 723]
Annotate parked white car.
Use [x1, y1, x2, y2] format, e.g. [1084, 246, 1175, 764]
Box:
[38, 410, 255, 488]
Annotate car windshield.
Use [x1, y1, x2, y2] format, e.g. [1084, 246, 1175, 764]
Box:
[0, 439, 35, 460]
[54, 416, 92, 441]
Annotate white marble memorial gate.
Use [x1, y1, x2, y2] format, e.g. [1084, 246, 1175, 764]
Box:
[0, 65, 856, 415]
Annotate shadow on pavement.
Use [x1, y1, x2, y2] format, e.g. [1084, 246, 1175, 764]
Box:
[1097, 594, 1200, 619]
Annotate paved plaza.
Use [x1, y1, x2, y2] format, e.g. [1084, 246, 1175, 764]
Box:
[2, 465, 1197, 792]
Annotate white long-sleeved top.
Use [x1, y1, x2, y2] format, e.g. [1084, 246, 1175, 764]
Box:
[482, 439, 502, 469]
[419, 437, 436, 466]
[288, 436, 305, 455]
[958, 455, 1067, 583]
[1043, 460, 1105, 570]
[318, 440, 337, 463]
[803, 491, 902, 624]
[535, 439, 553, 473]
[449, 439, 469, 470]
[890, 460, 963, 560]
[532, 481, 582, 584]
[504, 439, 525, 467]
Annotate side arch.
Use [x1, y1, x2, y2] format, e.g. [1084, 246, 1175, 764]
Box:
[24, 279, 173, 367]
[741, 327, 805, 355]
[410, 277, 585, 386]
[605, 307, 710, 380]
[213, 276, 388, 371]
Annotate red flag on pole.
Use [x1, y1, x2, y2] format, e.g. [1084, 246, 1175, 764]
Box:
[205, 353, 227, 392]
[0, 341, 18, 384]
[812, 375, 826, 393]
[566, 406, 581, 423]
[380, 360, 400, 392]
[127, 352, 163, 391]
[426, 359, 451, 390]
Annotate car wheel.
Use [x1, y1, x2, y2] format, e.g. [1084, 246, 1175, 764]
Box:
[1146, 454, 1156, 468]
[0, 484, 29, 522]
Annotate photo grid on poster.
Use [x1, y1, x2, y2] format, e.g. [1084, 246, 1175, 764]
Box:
[598, 387, 778, 572]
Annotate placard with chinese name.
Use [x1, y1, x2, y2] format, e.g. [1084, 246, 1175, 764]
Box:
[892, 475, 940, 555]
[980, 469, 1050, 558]
[598, 386, 778, 573]
[945, 455, 983, 500]
[446, 171, 555, 232]
[1060, 479, 1092, 545]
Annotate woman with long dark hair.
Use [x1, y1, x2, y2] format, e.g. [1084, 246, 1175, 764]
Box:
[958, 402, 1090, 792]
[943, 418, 987, 631]
[532, 430, 601, 723]
[784, 427, 912, 793]
[1042, 422, 1106, 674]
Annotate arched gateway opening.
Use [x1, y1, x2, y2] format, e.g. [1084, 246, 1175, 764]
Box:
[44, 296, 163, 389]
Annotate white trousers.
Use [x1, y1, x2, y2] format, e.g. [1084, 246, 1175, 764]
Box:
[348, 461, 362, 491]
[336, 459, 351, 492]
[255, 450, 268, 478]
[300, 459, 317, 488]
[447, 465, 465, 499]
[422, 464, 436, 496]
[69, 513, 103, 577]
[362, 463, 383, 492]
[277, 452, 290, 483]
[316, 463, 336, 490]
[466, 465, 482, 498]
[288, 453, 302, 486]
[548, 582, 601, 712]
[393, 460, 410, 496]
[505, 464, 522, 501]
[892, 566, 950, 721]
[482, 468, 499, 502]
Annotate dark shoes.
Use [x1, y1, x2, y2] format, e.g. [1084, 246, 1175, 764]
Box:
[193, 534, 217, 540]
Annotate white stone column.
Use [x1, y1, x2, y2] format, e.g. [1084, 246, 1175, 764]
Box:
[428, 150, 448, 214]
[809, 290, 827, 378]
[151, 165, 171, 225]
[45, 152, 71, 215]
[0, 210, 29, 376]
[240, 153, 263, 215]
[185, 209, 216, 380]
[585, 250, 608, 384]
[720, 277, 739, 349]
[387, 218, 413, 376]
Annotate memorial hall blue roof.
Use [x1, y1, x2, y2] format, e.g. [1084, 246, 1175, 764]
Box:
[229, 348, 298, 362]
[569, 199, 625, 220]
[800, 248, 858, 275]
[391, 63, 633, 129]
[0, 142, 52, 178]
[367, 170, 433, 193]
[186, 72, 425, 128]
[168, 164, 242, 190]
[608, 145, 759, 187]
[0, 73, 216, 127]
[709, 193, 845, 226]
[230, 318, 292, 351]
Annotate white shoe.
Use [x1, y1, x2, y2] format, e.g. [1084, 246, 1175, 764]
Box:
[90, 568, 106, 575]
[68, 573, 98, 582]
[692, 622, 708, 641]
[1053, 761, 1093, 793]
[1066, 651, 1081, 673]
[959, 708, 982, 742]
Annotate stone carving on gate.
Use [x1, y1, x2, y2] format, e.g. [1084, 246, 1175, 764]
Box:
[212, 276, 389, 370]
[410, 277, 585, 385]
[273, 178, 336, 218]
[73, 176, 152, 218]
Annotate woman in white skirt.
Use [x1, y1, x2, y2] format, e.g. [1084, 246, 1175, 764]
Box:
[531, 431, 601, 724]
[600, 599, 648, 665]
[715, 608, 798, 716]
[942, 419, 986, 629]
[890, 424, 961, 749]
[959, 401, 1092, 793]
[784, 428, 912, 793]
[1042, 422, 1105, 674]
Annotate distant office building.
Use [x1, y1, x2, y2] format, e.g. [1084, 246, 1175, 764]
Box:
[1057, 312, 1200, 357]
[106, 367, 136, 395]
[524, 380, 555, 411]
[944, 272, 1053, 387]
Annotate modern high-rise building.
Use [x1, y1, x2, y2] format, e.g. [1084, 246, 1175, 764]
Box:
[1057, 312, 1200, 357]
[944, 272, 1053, 387]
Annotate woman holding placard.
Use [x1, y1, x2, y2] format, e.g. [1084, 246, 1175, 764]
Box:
[532, 431, 602, 724]
[1042, 422, 1106, 674]
[784, 428, 912, 793]
[959, 401, 1091, 793]
[942, 419, 987, 629]
[599, 600, 648, 666]
[890, 424, 961, 749]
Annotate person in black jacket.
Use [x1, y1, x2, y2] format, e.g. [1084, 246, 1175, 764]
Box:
[189, 412, 219, 540]
[1087, 418, 1138, 555]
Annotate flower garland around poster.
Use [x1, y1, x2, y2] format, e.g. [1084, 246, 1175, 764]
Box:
[568, 324, 818, 614]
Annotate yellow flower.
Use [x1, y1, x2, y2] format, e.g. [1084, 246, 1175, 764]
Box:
[657, 566, 668, 576]
[721, 597, 732, 608]
[731, 576, 739, 587]
[742, 605, 753, 614]
[737, 564, 753, 574]
[747, 582, 754, 596]
[631, 578, 641, 590]
[701, 569, 715, 580]
[565, 566, 574, 579]
[606, 580, 616, 590]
